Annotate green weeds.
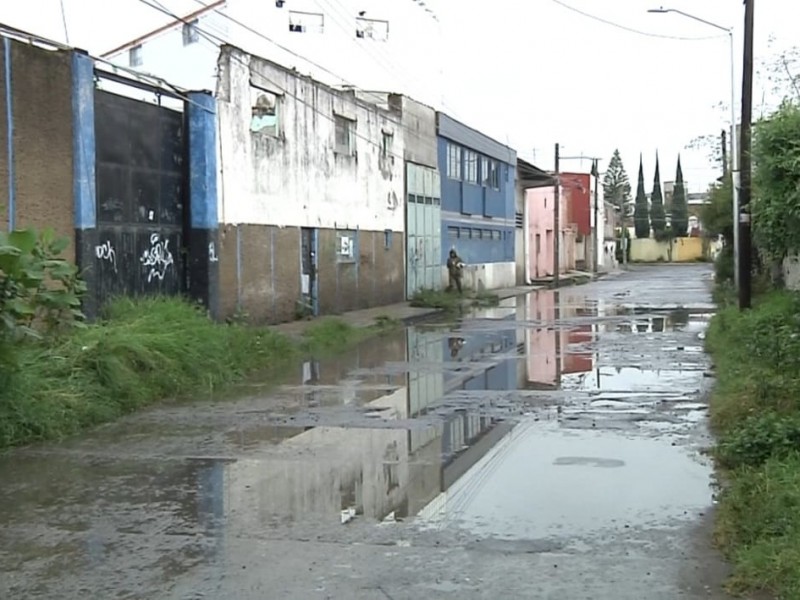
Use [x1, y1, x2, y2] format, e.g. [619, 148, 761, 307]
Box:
[410, 288, 499, 311]
[707, 290, 800, 597]
[0, 297, 380, 449]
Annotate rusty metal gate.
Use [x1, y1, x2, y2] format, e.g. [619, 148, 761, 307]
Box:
[93, 89, 186, 307]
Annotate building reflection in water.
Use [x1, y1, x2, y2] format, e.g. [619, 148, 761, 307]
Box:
[184, 316, 524, 535]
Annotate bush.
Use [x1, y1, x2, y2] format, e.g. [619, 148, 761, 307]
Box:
[0, 228, 85, 368]
[718, 412, 800, 469]
[708, 290, 800, 596]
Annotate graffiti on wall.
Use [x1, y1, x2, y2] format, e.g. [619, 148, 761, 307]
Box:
[208, 242, 219, 263]
[94, 240, 118, 273]
[140, 233, 174, 283]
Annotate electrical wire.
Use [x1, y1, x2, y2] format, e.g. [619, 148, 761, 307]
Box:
[138, 0, 413, 161]
[186, 0, 481, 151]
[548, 0, 725, 41]
[59, 0, 70, 44]
[137, 0, 518, 165]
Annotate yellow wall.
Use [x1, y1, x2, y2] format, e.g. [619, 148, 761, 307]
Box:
[631, 237, 706, 262]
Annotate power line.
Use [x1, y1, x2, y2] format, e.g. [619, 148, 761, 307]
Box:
[321, 0, 468, 125]
[548, 0, 725, 41]
[188, 0, 473, 142]
[138, 0, 522, 166]
[59, 0, 70, 44]
[138, 0, 412, 161]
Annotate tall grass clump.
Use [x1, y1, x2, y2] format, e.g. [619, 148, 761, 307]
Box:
[0, 297, 296, 447]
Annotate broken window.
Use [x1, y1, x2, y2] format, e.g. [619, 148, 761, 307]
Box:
[182, 20, 200, 45]
[289, 10, 324, 33]
[464, 150, 478, 184]
[250, 86, 281, 136]
[381, 131, 393, 158]
[129, 45, 143, 67]
[355, 17, 389, 41]
[334, 115, 355, 155]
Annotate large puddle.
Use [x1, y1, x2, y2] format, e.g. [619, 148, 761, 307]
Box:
[0, 277, 720, 596]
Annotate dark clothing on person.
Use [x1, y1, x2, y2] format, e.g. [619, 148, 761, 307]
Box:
[447, 250, 464, 294]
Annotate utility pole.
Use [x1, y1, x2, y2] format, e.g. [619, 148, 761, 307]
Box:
[553, 143, 560, 287]
[739, 0, 754, 310]
[592, 159, 600, 273]
[721, 129, 728, 178]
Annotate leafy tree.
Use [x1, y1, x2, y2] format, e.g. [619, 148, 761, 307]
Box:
[671, 156, 689, 237]
[752, 101, 800, 260]
[603, 149, 632, 217]
[701, 177, 733, 244]
[650, 154, 667, 240]
[633, 155, 650, 238]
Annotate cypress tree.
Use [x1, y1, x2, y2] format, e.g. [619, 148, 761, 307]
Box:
[671, 156, 689, 237]
[650, 153, 667, 239]
[633, 155, 650, 238]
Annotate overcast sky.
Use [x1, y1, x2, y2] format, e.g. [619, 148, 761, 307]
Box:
[1, 0, 796, 192]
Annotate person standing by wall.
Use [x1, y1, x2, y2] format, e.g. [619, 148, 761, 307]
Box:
[447, 248, 465, 294]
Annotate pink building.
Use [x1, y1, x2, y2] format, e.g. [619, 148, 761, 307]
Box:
[526, 185, 576, 280]
[525, 290, 594, 389]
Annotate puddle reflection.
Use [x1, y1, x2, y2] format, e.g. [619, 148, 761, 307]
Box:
[0, 282, 717, 594]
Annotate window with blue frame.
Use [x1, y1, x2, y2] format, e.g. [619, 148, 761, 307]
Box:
[447, 143, 462, 180]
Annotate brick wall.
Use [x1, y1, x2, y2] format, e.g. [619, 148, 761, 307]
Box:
[219, 225, 404, 324]
[0, 40, 73, 253]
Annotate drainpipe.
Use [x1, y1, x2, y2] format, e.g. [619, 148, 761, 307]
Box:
[4, 37, 15, 232]
[523, 188, 531, 284]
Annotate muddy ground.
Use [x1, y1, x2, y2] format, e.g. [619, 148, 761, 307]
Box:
[0, 264, 733, 599]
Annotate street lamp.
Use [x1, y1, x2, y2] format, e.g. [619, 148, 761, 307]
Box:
[648, 7, 739, 288]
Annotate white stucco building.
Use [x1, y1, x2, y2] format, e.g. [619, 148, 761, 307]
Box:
[100, 0, 443, 109]
[212, 45, 405, 321]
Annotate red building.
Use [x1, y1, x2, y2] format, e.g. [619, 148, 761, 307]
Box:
[561, 172, 592, 236]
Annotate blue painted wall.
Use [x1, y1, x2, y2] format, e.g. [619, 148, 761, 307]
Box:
[71, 52, 96, 232]
[437, 135, 516, 264]
[442, 317, 518, 391]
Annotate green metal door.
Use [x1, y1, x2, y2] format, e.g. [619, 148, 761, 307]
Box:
[406, 163, 442, 298]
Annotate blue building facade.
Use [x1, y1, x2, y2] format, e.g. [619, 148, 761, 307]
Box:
[437, 113, 517, 289]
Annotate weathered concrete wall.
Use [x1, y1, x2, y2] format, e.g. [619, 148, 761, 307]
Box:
[318, 229, 404, 315]
[0, 39, 73, 253]
[219, 224, 403, 323]
[630, 237, 706, 262]
[218, 224, 300, 323]
[391, 94, 437, 168]
[215, 46, 405, 321]
[216, 46, 404, 231]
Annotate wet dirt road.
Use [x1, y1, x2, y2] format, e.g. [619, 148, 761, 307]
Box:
[0, 264, 731, 599]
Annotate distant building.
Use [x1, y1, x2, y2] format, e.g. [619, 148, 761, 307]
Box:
[438, 114, 518, 291]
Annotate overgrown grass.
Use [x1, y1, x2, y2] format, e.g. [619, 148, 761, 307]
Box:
[410, 288, 500, 311]
[706, 290, 800, 597]
[0, 297, 383, 449]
